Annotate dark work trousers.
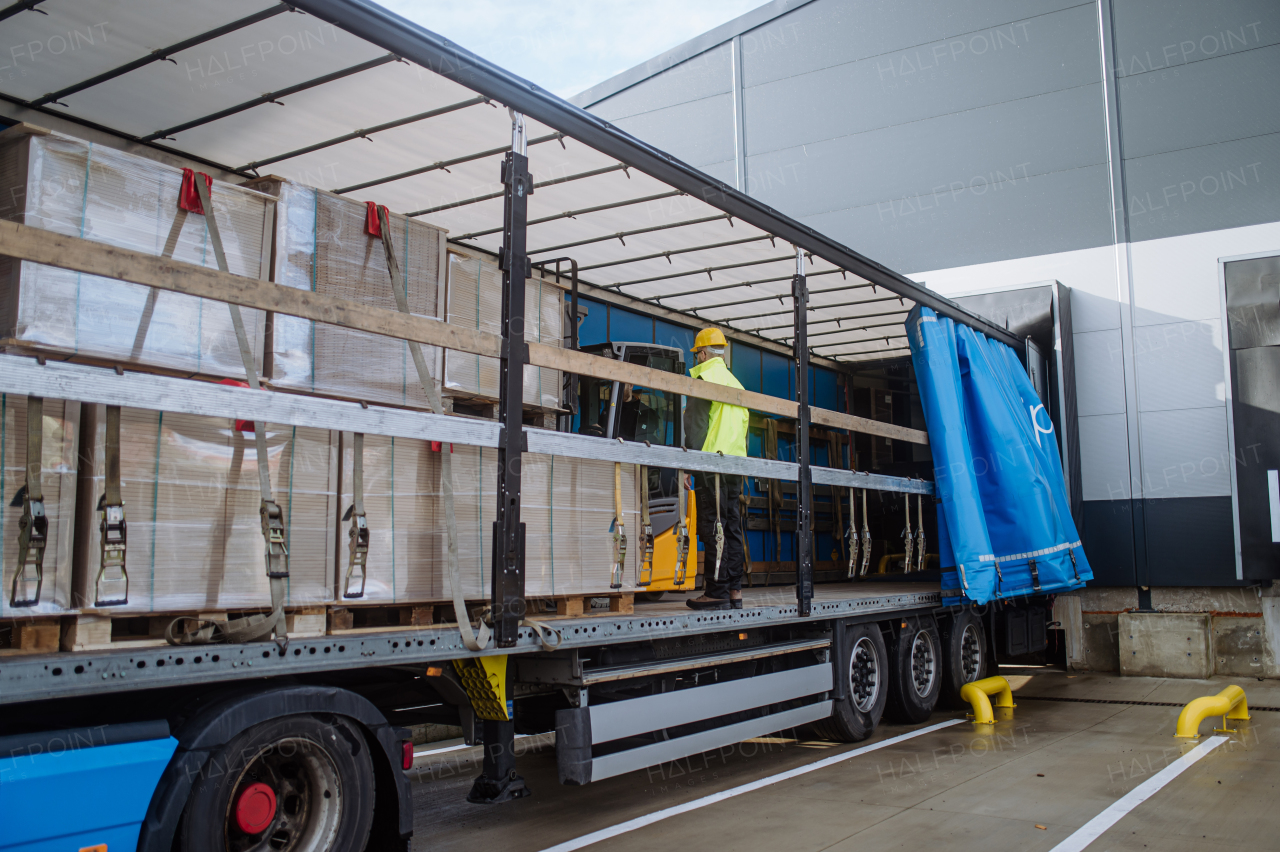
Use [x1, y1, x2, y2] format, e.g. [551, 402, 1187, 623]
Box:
[695, 473, 746, 599]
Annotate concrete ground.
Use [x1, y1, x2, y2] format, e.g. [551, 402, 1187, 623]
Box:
[405, 670, 1280, 851]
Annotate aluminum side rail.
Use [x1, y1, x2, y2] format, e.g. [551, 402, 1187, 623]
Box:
[0, 586, 940, 706]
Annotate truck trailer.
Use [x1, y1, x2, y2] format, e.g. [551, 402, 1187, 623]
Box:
[0, 2, 1082, 851]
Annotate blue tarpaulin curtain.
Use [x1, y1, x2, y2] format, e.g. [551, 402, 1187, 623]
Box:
[907, 306, 1091, 605]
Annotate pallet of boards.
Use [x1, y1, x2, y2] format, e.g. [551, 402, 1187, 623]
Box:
[444, 246, 564, 409]
[0, 124, 273, 379]
[0, 394, 79, 617]
[250, 177, 448, 411]
[71, 404, 338, 613]
[334, 434, 640, 602]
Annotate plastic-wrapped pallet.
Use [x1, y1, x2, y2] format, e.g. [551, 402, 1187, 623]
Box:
[335, 436, 637, 602]
[0, 126, 273, 378]
[444, 248, 563, 409]
[72, 404, 337, 613]
[259, 178, 447, 410]
[0, 395, 79, 616]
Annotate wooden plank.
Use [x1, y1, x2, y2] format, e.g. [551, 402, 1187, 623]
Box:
[0, 221, 925, 443]
[15, 620, 61, 653]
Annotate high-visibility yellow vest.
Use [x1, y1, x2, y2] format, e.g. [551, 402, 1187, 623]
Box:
[689, 357, 749, 457]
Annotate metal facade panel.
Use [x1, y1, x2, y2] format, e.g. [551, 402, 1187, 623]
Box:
[739, 0, 1082, 88]
[1081, 499, 1137, 585]
[607, 93, 737, 168]
[1124, 133, 1280, 243]
[742, 5, 1102, 157]
[1142, 496, 1239, 586]
[801, 163, 1113, 273]
[1133, 320, 1226, 412]
[1078, 413, 1132, 502]
[1111, 0, 1280, 78]
[745, 84, 1107, 220]
[1138, 406, 1232, 499]
[1117, 44, 1280, 161]
[589, 42, 734, 122]
[1073, 329, 1128, 417]
[1130, 233, 1236, 327]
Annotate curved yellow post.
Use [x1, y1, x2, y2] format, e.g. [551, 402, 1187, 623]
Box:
[959, 676, 1015, 724]
[1175, 685, 1250, 738]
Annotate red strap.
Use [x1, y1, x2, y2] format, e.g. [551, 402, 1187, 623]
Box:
[217, 379, 255, 432]
[364, 201, 390, 237]
[179, 168, 213, 214]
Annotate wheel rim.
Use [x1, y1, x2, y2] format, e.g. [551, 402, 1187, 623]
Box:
[225, 737, 343, 852]
[910, 630, 937, 698]
[850, 636, 881, 712]
[960, 623, 983, 683]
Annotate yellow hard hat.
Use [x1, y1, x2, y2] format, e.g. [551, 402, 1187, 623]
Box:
[692, 327, 727, 351]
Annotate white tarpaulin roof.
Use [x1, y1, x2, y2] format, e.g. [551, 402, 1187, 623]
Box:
[0, 0, 1018, 363]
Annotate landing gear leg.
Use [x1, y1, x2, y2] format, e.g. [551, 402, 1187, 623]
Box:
[468, 720, 531, 804]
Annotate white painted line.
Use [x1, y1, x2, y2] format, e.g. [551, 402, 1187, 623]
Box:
[414, 733, 537, 759]
[1049, 735, 1228, 852]
[1268, 470, 1280, 542]
[538, 719, 963, 852]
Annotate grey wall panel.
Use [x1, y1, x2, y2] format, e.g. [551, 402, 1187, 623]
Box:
[745, 84, 1106, 219]
[1112, 0, 1280, 77]
[1138, 406, 1231, 499]
[1072, 284, 1123, 335]
[1079, 412, 1132, 501]
[1074, 329, 1128, 417]
[1142, 496, 1239, 586]
[698, 159, 739, 186]
[1124, 132, 1280, 243]
[589, 43, 733, 122]
[1081, 499, 1136, 585]
[801, 163, 1112, 272]
[743, 4, 1102, 156]
[1117, 43, 1280, 160]
[741, 0, 1083, 89]
[1133, 320, 1226, 413]
[607, 93, 736, 168]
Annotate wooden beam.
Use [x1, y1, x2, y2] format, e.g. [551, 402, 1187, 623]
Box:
[0, 221, 928, 444]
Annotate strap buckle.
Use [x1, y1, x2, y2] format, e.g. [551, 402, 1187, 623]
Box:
[1028, 557, 1041, 593]
[11, 488, 46, 607]
[713, 520, 725, 582]
[674, 522, 690, 586]
[260, 499, 290, 579]
[95, 498, 129, 606]
[611, 522, 627, 589]
[343, 508, 370, 599]
[637, 522, 654, 587]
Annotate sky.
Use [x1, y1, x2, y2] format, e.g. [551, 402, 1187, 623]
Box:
[377, 0, 767, 99]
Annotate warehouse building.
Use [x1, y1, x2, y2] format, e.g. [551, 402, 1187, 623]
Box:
[573, 0, 1280, 673]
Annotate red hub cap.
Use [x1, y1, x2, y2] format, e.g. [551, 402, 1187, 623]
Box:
[234, 781, 277, 835]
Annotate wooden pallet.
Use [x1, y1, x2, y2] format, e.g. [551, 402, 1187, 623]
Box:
[529, 593, 635, 618]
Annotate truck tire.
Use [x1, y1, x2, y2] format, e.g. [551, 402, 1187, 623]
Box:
[178, 714, 376, 852]
[813, 622, 888, 743]
[883, 615, 942, 724]
[940, 608, 989, 710]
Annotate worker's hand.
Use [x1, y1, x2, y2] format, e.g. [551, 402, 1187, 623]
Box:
[684, 474, 693, 490]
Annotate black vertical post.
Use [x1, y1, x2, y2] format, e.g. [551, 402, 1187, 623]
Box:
[493, 111, 531, 647]
[793, 249, 813, 617]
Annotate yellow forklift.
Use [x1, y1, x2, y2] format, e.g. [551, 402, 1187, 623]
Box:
[576, 342, 699, 597]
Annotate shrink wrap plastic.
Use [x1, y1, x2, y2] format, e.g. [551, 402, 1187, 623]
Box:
[0, 130, 272, 377]
[444, 251, 563, 408]
[268, 180, 446, 409]
[0, 395, 78, 616]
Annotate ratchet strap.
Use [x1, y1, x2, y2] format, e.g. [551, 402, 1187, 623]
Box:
[858, 487, 872, 577]
[846, 487, 859, 579]
[829, 437, 844, 562]
[94, 405, 128, 606]
[713, 473, 725, 582]
[636, 465, 653, 587]
[914, 494, 926, 572]
[168, 175, 288, 646]
[611, 462, 627, 589]
[764, 420, 781, 563]
[373, 206, 491, 652]
[674, 470, 690, 586]
[902, 493, 914, 574]
[342, 432, 370, 598]
[10, 397, 47, 607]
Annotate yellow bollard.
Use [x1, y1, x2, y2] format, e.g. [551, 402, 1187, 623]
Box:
[960, 675, 1015, 724]
[1174, 685, 1250, 738]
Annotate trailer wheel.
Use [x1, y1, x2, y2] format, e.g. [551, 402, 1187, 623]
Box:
[813, 622, 888, 743]
[178, 714, 376, 852]
[940, 609, 988, 709]
[883, 616, 942, 723]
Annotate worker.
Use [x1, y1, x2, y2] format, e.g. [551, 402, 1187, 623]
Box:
[683, 327, 749, 611]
